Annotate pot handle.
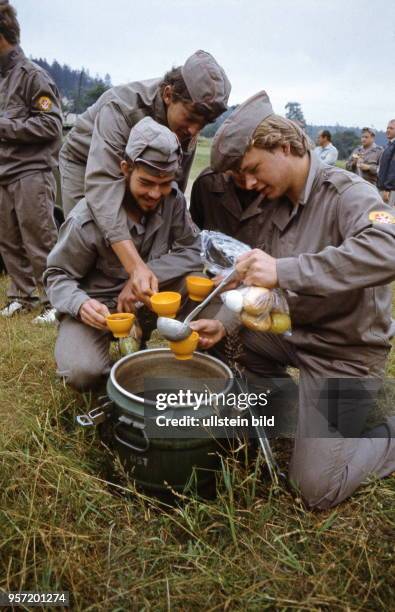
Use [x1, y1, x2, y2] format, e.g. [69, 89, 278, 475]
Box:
[113, 421, 150, 453]
[76, 403, 113, 427]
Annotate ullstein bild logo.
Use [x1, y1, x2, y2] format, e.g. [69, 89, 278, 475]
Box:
[155, 413, 275, 428]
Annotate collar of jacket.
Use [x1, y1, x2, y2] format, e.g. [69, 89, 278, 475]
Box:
[0, 45, 25, 76]
[203, 172, 265, 220]
[271, 152, 320, 232]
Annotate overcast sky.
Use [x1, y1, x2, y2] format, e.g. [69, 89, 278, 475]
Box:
[13, 0, 395, 129]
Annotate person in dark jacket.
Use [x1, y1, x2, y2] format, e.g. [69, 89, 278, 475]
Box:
[0, 1, 62, 323]
[377, 119, 395, 206]
[190, 167, 266, 248]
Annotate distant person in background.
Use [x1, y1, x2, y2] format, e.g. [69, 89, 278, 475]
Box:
[0, 0, 62, 323]
[346, 128, 383, 187]
[190, 168, 266, 248]
[378, 119, 395, 206]
[314, 130, 338, 166]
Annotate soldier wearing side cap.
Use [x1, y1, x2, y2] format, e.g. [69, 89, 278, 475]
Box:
[59, 50, 231, 309]
[189, 91, 395, 511]
[0, 1, 62, 323]
[44, 118, 202, 392]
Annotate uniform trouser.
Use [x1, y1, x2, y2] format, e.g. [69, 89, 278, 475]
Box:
[55, 276, 202, 392]
[214, 328, 395, 510]
[0, 172, 58, 306]
[59, 150, 86, 218]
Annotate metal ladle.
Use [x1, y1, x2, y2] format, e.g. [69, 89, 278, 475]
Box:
[157, 268, 237, 342]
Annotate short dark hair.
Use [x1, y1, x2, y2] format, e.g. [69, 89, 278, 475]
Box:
[0, 2, 20, 44]
[362, 127, 375, 137]
[159, 66, 217, 123]
[321, 130, 332, 141]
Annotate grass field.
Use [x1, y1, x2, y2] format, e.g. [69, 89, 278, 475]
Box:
[0, 147, 394, 609]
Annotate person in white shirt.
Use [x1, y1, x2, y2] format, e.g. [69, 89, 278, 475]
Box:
[314, 130, 339, 166]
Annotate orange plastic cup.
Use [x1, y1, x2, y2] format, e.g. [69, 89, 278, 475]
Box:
[150, 291, 181, 319]
[106, 313, 135, 338]
[186, 276, 214, 302]
[169, 331, 199, 360]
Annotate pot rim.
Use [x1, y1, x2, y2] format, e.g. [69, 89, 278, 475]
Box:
[110, 348, 234, 407]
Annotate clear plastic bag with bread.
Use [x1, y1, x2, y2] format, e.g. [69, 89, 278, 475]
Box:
[200, 230, 292, 336]
[223, 285, 292, 336]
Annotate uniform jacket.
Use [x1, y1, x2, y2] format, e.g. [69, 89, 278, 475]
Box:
[44, 187, 201, 317]
[61, 79, 196, 244]
[0, 46, 62, 185]
[345, 143, 383, 185]
[216, 154, 395, 360]
[190, 168, 268, 248]
[377, 140, 395, 191]
[269, 154, 395, 358]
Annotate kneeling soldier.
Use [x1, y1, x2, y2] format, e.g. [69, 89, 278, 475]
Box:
[192, 92, 395, 510]
[44, 118, 201, 391]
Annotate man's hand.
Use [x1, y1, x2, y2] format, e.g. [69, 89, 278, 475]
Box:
[357, 161, 369, 171]
[189, 319, 226, 350]
[130, 263, 159, 305]
[117, 279, 138, 313]
[212, 272, 241, 292]
[111, 239, 158, 305]
[236, 249, 278, 288]
[383, 191, 390, 203]
[79, 299, 110, 330]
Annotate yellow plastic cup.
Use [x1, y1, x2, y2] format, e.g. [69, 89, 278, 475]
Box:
[150, 292, 181, 319]
[106, 313, 135, 338]
[169, 331, 199, 360]
[186, 276, 214, 302]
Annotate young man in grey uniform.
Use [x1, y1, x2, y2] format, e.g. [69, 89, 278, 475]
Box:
[191, 91, 395, 510]
[59, 50, 230, 309]
[0, 1, 62, 322]
[345, 127, 383, 187]
[44, 118, 202, 392]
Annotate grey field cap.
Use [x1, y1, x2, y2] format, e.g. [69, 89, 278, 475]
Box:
[182, 50, 231, 114]
[210, 90, 274, 172]
[125, 116, 182, 174]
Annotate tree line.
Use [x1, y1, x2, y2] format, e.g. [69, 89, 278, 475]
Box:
[32, 57, 112, 114]
[31, 60, 385, 159]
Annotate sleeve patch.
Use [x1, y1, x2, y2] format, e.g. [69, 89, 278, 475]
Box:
[36, 96, 52, 112]
[368, 211, 395, 224]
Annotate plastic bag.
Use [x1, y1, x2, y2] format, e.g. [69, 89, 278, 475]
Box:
[222, 286, 292, 336]
[200, 230, 251, 276]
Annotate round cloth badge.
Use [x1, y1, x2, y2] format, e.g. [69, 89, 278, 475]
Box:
[368, 211, 395, 225]
[36, 96, 52, 112]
